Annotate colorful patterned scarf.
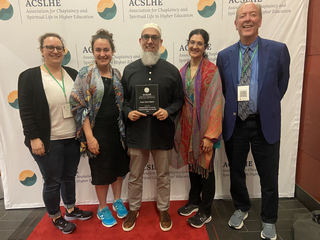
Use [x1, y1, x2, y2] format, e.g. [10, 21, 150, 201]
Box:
[69, 62, 126, 158]
[173, 58, 223, 178]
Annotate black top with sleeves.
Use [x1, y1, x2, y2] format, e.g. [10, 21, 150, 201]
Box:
[122, 58, 184, 150]
[18, 66, 78, 152]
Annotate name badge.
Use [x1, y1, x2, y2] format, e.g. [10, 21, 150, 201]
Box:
[62, 104, 73, 118]
[238, 85, 250, 101]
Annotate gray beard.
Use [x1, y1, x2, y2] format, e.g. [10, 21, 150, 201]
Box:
[141, 50, 161, 66]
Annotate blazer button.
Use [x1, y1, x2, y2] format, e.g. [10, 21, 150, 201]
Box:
[233, 112, 236, 115]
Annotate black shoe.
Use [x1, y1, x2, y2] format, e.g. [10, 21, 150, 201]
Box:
[65, 207, 93, 221]
[178, 203, 199, 216]
[187, 212, 212, 228]
[52, 216, 76, 234]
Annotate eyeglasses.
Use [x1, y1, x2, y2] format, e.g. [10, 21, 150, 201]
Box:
[141, 34, 160, 42]
[188, 41, 205, 47]
[42, 45, 64, 52]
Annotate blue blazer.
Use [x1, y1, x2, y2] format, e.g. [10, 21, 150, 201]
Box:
[216, 37, 290, 144]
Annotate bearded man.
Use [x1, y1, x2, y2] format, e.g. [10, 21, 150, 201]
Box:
[121, 23, 184, 232]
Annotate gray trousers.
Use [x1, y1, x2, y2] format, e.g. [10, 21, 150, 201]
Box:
[128, 148, 171, 211]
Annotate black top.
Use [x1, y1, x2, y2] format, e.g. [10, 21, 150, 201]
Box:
[18, 66, 78, 152]
[122, 58, 184, 150]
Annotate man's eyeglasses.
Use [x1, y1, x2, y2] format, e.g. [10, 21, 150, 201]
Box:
[141, 34, 160, 42]
[42, 45, 65, 52]
[188, 41, 205, 47]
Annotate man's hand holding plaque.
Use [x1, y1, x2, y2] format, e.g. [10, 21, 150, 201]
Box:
[153, 108, 168, 121]
[128, 110, 147, 121]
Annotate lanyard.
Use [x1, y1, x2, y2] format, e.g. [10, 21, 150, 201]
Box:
[44, 64, 67, 102]
[239, 44, 258, 76]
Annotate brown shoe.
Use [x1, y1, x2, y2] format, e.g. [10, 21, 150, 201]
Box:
[122, 210, 139, 232]
[159, 210, 173, 231]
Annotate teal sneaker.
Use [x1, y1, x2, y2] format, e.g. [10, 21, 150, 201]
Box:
[113, 199, 128, 219]
[228, 210, 248, 229]
[97, 206, 117, 227]
[261, 222, 277, 240]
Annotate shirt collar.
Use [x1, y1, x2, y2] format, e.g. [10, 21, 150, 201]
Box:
[239, 37, 259, 53]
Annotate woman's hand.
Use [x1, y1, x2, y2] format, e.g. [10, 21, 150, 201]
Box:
[201, 137, 213, 153]
[82, 117, 99, 155]
[87, 137, 100, 155]
[30, 138, 45, 156]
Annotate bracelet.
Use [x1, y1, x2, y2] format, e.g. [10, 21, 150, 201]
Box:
[87, 139, 96, 144]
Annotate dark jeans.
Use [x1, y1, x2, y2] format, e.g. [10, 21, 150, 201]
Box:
[32, 138, 80, 218]
[188, 169, 215, 217]
[225, 116, 280, 223]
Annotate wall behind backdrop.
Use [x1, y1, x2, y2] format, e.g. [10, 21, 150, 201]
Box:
[0, 0, 309, 209]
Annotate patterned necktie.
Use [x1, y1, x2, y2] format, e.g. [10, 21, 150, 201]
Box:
[238, 47, 251, 121]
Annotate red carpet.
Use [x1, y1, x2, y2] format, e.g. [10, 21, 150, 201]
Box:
[27, 200, 209, 240]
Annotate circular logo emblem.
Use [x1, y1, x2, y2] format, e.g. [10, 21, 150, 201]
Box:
[0, 1, 14, 21]
[19, 170, 37, 187]
[62, 48, 71, 66]
[8, 90, 19, 109]
[160, 46, 168, 60]
[97, 0, 117, 20]
[144, 87, 150, 93]
[197, 0, 217, 18]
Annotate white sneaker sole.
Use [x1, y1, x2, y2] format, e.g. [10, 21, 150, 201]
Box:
[65, 215, 92, 221]
[102, 221, 117, 228]
[261, 231, 277, 240]
[179, 208, 199, 216]
[189, 215, 212, 228]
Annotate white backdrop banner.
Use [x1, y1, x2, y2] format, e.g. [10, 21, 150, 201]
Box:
[0, 0, 308, 209]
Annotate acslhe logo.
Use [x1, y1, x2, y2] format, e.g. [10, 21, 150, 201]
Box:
[129, 0, 163, 6]
[26, 0, 61, 7]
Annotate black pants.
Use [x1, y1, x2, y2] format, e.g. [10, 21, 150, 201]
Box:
[225, 115, 280, 223]
[188, 170, 215, 217]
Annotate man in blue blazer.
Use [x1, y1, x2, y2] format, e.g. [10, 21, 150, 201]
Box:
[216, 2, 290, 240]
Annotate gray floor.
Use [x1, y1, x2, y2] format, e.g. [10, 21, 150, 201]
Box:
[0, 198, 46, 240]
[206, 198, 309, 240]
[0, 197, 310, 240]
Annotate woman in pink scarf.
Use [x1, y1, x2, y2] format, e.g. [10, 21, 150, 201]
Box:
[173, 29, 223, 228]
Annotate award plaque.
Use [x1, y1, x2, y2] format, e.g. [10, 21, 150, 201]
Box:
[135, 84, 159, 114]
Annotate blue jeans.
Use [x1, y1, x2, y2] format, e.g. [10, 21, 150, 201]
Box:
[32, 138, 80, 218]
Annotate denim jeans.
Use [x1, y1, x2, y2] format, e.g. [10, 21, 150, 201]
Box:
[32, 138, 80, 218]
